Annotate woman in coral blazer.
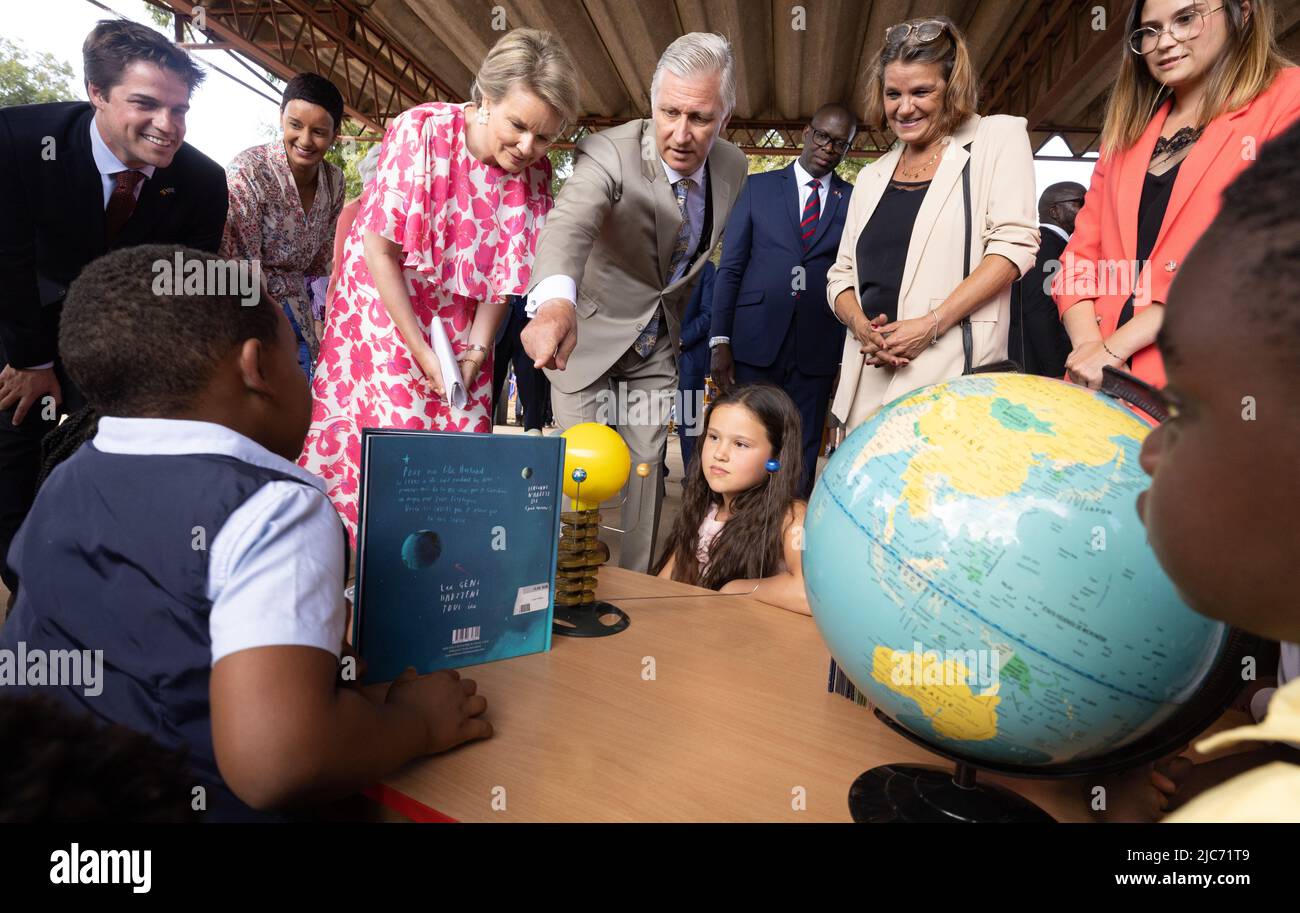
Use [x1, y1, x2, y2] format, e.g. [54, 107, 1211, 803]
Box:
[1054, 0, 1299, 390]
[827, 18, 1038, 431]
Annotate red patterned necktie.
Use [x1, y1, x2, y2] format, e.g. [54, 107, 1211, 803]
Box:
[801, 179, 821, 251]
[104, 170, 144, 244]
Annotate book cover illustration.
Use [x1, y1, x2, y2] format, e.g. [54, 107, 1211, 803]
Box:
[354, 429, 565, 683]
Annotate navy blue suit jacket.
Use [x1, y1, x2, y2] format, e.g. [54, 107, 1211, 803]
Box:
[678, 260, 715, 387]
[0, 102, 228, 368]
[709, 164, 850, 376]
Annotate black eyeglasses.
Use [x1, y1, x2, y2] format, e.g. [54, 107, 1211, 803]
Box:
[885, 19, 949, 45]
[808, 127, 852, 155]
[1100, 366, 1176, 424]
[1129, 5, 1224, 55]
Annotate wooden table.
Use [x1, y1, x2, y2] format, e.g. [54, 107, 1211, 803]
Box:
[375, 567, 1114, 822]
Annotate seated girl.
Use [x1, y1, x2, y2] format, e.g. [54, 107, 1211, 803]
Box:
[655, 384, 810, 616]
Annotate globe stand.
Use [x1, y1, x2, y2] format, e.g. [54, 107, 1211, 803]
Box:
[552, 601, 630, 637]
[553, 509, 628, 638]
[848, 762, 1055, 823]
[847, 708, 1056, 822]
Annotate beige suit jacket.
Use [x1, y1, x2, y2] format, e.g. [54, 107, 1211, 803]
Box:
[528, 118, 748, 393]
[826, 114, 1039, 429]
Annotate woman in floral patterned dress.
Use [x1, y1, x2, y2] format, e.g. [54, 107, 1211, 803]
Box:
[299, 29, 578, 541]
[222, 73, 346, 377]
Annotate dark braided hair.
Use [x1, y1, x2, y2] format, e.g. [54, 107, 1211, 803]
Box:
[36, 405, 99, 490]
[0, 694, 197, 822]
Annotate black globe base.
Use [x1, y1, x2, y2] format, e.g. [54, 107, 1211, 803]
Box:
[552, 600, 630, 637]
[848, 763, 1055, 823]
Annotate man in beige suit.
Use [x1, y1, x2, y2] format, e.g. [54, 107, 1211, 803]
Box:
[522, 33, 748, 573]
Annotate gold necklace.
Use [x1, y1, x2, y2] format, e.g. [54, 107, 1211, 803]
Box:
[899, 144, 941, 180]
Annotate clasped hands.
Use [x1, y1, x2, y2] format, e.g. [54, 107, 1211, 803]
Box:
[1065, 339, 1124, 390]
[852, 311, 935, 368]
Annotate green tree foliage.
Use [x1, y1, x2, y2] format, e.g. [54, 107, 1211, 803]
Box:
[546, 146, 574, 199]
[325, 126, 373, 200]
[145, 5, 172, 29]
[0, 38, 78, 107]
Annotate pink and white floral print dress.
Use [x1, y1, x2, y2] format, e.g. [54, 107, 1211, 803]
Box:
[299, 102, 552, 541]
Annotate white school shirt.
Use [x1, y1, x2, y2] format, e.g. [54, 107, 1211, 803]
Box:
[92, 417, 346, 665]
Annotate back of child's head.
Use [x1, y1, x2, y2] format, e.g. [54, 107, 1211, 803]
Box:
[657, 383, 803, 589]
[0, 694, 196, 822]
[60, 244, 280, 418]
[1143, 119, 1300, 644]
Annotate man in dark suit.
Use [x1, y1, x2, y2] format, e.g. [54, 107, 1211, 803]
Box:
[0, 20, 228, 591]
[492, 295, 552, 432]
[709, 103, 856, 497]
[1009, 181, 1086, 378]
[676, 260, 715, 471]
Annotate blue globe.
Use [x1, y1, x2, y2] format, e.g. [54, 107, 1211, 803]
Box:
[805, 374, 1245, 775]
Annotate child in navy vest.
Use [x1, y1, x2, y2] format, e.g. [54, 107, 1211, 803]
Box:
[0, 245, 492, 821]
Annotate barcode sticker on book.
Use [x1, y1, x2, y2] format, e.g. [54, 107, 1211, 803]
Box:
[514, 583, 550, 616]
[828, 659, 871, 707]
[451, 626, 481, 645]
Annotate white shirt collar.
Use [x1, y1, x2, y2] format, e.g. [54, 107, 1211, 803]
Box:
[89, 116, 157, 182]
[791, 158, 822, 189]
[93, 417, 325, 493]
[1042, 222, 1071, 243]
[661, 157, 707, 188]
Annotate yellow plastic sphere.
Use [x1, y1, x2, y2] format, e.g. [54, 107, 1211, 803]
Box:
[561, 423, 632, 510]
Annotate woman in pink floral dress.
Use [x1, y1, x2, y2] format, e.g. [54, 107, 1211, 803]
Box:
[300, 29, 578, 540]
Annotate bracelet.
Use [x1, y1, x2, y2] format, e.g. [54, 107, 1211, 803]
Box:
[929, 308, 941, 346]
[1101, 340, 1121, 361]
[463, 343, 489, 355]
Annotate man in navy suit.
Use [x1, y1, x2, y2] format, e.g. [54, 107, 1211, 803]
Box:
[709, 104, 856, 497]
[0, 20, 227, 592]
[1009, 182, 1086, 378]
[676, 260, 715, 471]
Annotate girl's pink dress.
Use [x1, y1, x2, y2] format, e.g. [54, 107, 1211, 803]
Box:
[299, 102, 552, 542]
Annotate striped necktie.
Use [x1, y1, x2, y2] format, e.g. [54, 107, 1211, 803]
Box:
[633, 177, 693, 358]
[801, 179, 821, 251]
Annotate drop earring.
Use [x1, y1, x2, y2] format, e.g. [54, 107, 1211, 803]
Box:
[476, 106, 490, 126]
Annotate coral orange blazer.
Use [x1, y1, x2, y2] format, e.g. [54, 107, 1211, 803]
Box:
[1054, 67, 1300, 387]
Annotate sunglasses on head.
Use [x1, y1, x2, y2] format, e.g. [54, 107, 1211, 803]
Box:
[885, 19, 949, 45]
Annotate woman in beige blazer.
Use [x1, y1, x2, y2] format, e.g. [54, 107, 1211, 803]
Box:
[827, 17, 1039, 431]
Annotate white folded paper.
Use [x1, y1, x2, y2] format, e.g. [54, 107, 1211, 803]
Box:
[428, 316, 468, 410]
